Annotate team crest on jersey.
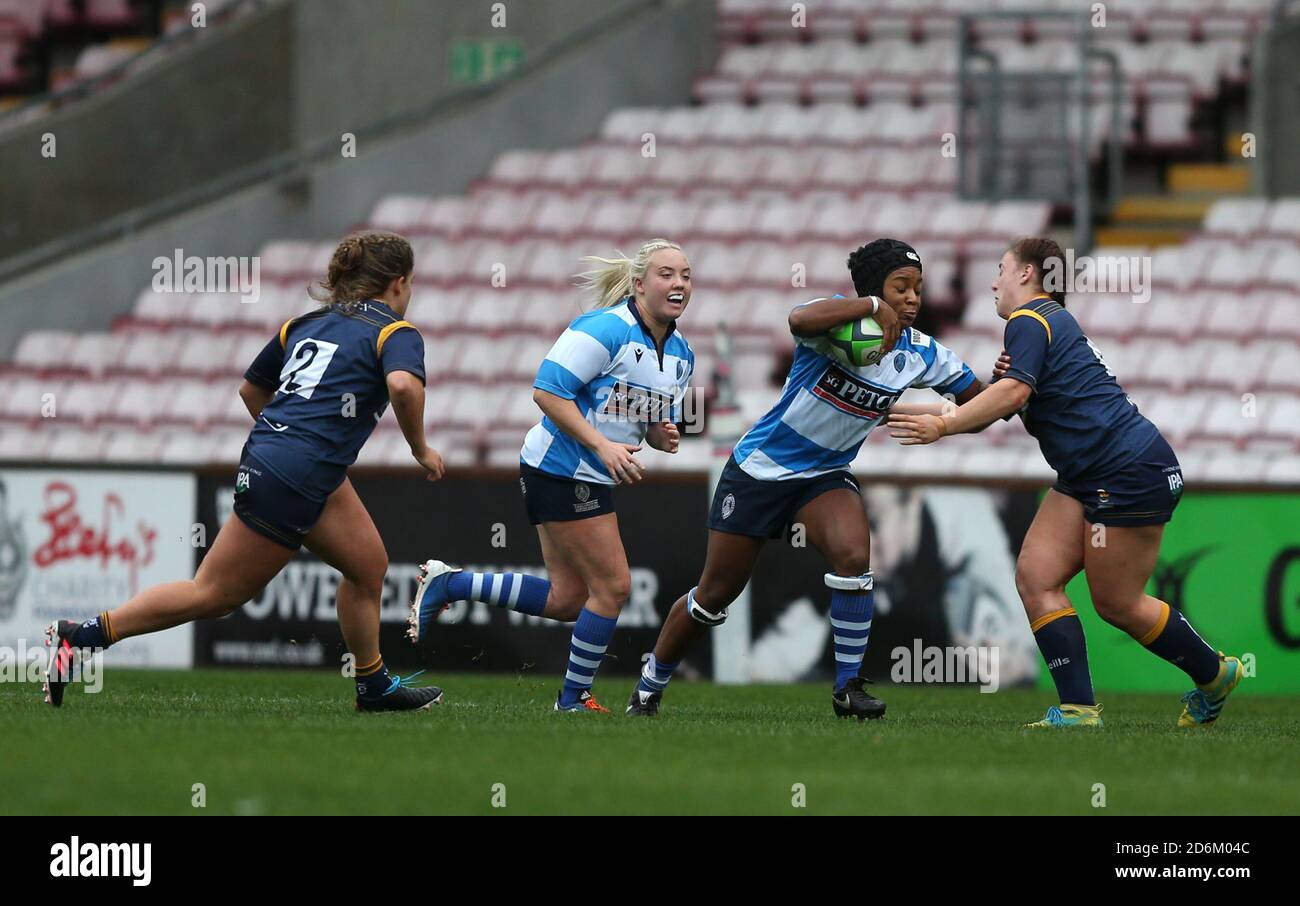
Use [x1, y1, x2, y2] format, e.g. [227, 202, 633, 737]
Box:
[677, 360, 686, 381]
[575, 483, 590, 502]
[893, 352, 906, 372]
[721, 493, 736, 519]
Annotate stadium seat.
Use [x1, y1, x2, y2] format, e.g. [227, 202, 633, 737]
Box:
[100, 427, 163, 463]
[1204, 198, 1270, 238]
[369, 195, 435, 235]
[3, 3, 1294, 485]
[353, 428, 408, 467]
[44, 424, 106, 462]
[2, 376, 66, 420]
[1265, 199, 1300, 239]
[11, 330, 77, 371]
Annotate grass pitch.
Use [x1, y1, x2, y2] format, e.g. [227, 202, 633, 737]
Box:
[2, 670, 1294, 815]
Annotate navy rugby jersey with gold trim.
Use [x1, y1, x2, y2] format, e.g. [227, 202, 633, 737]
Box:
[242, 300, 425, 501]
[1000, 295, 1159, 483]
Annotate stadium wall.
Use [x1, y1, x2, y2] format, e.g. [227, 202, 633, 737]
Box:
[0, 1, 297, 258]
[192, 470, 1046, 685]
[1251, 13, 1300, 196]
[0, 0, 715, 359]
[7, 465, 1292, 691]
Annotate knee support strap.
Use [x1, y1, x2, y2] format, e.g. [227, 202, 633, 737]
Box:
[686, 587, 728, 626]
[825, 571, 873, 591]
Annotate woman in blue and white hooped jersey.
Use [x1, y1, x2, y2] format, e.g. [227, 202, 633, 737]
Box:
[408, 238, 695, 712]
[629, 238, 1007, 719]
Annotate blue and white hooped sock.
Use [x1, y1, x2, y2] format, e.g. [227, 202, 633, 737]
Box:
[446, 571, 549, 617]
[828, 572, 874, 689]
[560, 608, 618, 706]
[636, 652, 679, 697]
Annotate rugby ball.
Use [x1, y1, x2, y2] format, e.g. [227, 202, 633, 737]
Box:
[825, 316, 885, 367]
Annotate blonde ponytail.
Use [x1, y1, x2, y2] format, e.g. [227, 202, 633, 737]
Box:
[576, 238, 683, 309]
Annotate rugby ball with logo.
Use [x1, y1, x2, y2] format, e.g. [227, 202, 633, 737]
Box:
[825, 315, 885, 368]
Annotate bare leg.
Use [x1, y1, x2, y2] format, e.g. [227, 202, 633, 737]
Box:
[108, 514, 296, 640]
[303, 478, 387, 667]
[1015, 489, 1086, 624]
[1016, 490, 1094, 709]
[794, 488, 871, 577]
[795, 489, 874, 692]
[1082, 522, 1165, 636]
[540, 514, 631, 619]
[539, 513, 633, 706]
[652, 529, 765, 666]
[535, 524, 593, 621]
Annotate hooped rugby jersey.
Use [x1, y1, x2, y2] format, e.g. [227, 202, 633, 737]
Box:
[243, 300, 426, 501]
[999, 295, 1159, 483]
[522, 297, 694, 484]
[732, 301, 976, 481]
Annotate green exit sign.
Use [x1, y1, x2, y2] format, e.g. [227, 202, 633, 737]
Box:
[450, 39, 523, 84]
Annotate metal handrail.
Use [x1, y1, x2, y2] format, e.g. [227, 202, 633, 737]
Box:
[1085, 46, 1124, 215]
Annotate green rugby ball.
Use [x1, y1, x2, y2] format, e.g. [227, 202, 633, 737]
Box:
[826, 316, 884, 367]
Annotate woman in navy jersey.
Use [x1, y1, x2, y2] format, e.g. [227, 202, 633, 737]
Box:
[890, 236, 1242, 728]
[45, 231, 446, 713]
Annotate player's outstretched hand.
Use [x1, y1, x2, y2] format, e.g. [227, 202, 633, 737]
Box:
[993, 349, 1012, 380]
[598, 440, 644, 484]
[647, 420, 680, 453]
[873, 297, 902, 352]
[888, 412, 946, 445]
[415, 446, 445, 481]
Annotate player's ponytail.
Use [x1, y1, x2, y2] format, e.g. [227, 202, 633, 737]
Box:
[1007, 237, 1067, 306]
[311, 230, 414, 305]
[576, 238, 682, 309]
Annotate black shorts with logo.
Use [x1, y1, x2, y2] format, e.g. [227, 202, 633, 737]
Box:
[1052, 433, 1184, 527]
[232, 451, 327, 550]
[708, 455, 862, 540]
[519, 462, 616, 525]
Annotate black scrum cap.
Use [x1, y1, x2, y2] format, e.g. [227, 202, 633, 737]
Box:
[847, 238, 922, 298]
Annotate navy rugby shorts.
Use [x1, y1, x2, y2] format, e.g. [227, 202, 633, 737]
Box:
[519, 462, 616, 525]
[708, 455, 861, 540]
[232, 451, 327, 550]
[1053, 434, 1184, 527]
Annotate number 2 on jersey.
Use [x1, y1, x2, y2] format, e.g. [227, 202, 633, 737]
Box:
[1084, 337, 1116, 378]
[278, 337, 340, 399]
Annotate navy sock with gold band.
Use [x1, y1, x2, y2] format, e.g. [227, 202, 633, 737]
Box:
[68, 611, 115, 650]
[355, 655, 393, 698]
[1031, 606, 1095, 706]
[1137, 600, 1220, 685]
